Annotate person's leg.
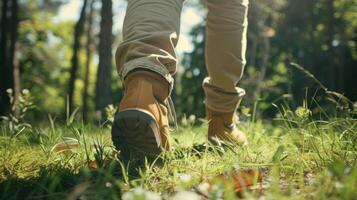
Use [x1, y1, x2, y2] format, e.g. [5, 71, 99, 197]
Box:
[203, 0, 249, 144]
[112, 0, 184, 158]
[115, 0, 184, 91]
[203, 0, 249, 112]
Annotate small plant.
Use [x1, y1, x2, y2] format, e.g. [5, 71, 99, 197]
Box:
[103, 104, 117, 128]
[0, 88, 34, 137]
[91, 137, 117, 169]
[180, 114, 196, 128]
[105, 104, 117, 124]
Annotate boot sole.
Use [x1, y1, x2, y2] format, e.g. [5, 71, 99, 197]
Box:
[111, 108, 162, 161]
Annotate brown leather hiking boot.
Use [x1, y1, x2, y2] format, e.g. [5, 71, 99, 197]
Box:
[111, 70, 171, 159]
[206, 108, 248, 145]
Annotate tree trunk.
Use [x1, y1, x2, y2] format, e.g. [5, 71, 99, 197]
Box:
[82, 0, 95, 123]
[95, 0, 113, 120]
[326, 0, 336, 91]
[0, 0, 11, 116]
[9, 0, 20, 114]
[12, 42, 20, 115]
[67, 0, 88, 115]
[0, 0, 19, 116]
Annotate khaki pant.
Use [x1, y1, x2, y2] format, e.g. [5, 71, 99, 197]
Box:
[116, 0, 249, 112]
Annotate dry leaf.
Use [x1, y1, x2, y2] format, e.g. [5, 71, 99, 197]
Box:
[51, 143, 80, 154]
[87, 159, 112, 169]
[87, 160, 98, 169]
[51, 143, 101, 155]
[212, 168, 263, 198]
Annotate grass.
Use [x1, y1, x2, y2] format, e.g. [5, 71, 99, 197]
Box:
[0, 101, 356, 200]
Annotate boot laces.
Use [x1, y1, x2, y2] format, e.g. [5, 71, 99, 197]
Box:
[165, 96, 178, 129]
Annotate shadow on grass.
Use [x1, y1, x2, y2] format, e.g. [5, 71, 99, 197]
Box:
[0, 162, 124, 200]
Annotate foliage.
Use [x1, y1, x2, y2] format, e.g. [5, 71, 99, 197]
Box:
[17, 0, 73, 117]
[275, 0, 357, 102]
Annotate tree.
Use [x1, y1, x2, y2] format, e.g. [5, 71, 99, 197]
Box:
[95, 0, 113, 120]
[0, 0, 19, 116]
[276, 0, 357, 102]
[0, 0, 11, 116]
[9, 0, 20, 114]
[82, 0, 95, 122]
[67, 0, 88, 114]
[15, 1, 70, 118]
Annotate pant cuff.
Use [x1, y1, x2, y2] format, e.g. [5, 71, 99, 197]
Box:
[203, 77, 245, 112]
[120, 57, 174, 92]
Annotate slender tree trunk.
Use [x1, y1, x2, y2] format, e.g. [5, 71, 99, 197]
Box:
[327, 0, 343, 92]
[326, 0, 336, 90]
[67, 0, 88, 114]
[95, 0, 113, 120]
[12, 42, 20, 115]
[0, 0, 11, 116]
[9, 0, 20, 114]
[0, 1, 2, 26]
[82, 0, 95, 123]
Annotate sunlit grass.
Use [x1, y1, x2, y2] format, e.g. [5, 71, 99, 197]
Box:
[1, 77, 357, 199]
[0, 104, 356, 199]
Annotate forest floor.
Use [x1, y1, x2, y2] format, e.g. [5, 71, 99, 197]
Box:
[0, 107, 356, 200]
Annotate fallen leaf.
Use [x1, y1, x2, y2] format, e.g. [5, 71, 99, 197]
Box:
[87, 159, 112, 169]
[212, 168, 263, 198]
[51, 143, 80, 154]
[51, 142, 104, 155]
[87, 160, 98, 169]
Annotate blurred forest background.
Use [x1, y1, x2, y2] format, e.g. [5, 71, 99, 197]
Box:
[0, 0, 356, 123]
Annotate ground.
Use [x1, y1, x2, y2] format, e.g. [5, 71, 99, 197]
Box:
[0, 108, 356, 200]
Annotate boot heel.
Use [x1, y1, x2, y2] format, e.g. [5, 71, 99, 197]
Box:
[111, 109, 162, 160]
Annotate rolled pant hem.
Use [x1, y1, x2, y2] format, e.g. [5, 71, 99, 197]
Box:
[120, 57, 174, 92]
[204, 95, 244, 113]
[203, 77, 245, 112]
